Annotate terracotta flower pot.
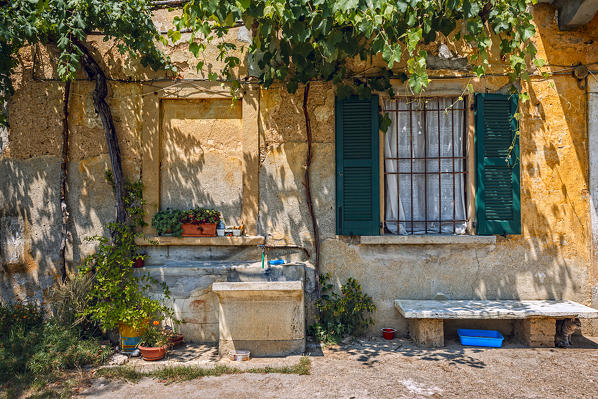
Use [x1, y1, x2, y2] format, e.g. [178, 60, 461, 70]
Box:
[168, 333, 184, 348]
[181, 223, 217, 237]
[138, 345, 167, 361]
[133, 256, 145, 268]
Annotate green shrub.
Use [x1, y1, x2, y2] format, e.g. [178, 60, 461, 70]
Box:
[0, 302, 110, 385]
[80, 222, 175, 332]
[309, 273, 376, 344]
[0, 300, 43, 337]
[49, 272, 98, 335]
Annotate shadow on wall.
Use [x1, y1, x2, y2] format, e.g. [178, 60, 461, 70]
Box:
[257, 84, 336, 257]
[157, 98, 244, 225]
[0, 44, 138, 303]
[0, 153, 62, 303]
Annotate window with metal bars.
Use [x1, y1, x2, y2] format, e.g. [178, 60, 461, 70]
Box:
[383, 97, 468, 235]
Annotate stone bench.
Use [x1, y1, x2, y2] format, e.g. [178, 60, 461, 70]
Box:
[395, 299, 598, 347]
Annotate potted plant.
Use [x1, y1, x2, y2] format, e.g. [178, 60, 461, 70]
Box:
[138, 320, 170, 361]
[132, 249, 146, 268]
[151, 208, 183, 237]
[166, 325, 184, 348]
[232, 224, 244, 237]
[80, 223, 176, 353]
[180, 207, 220, 237]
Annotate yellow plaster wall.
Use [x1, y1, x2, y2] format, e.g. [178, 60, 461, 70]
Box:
[159, 98, 244, 222]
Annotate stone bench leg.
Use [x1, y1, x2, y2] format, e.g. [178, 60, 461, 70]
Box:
[515, 317, 555, 347]
[409, 319, 444, 347]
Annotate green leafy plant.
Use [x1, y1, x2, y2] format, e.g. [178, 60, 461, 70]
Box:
[309, 273, 376, 344]
[174, 0, 541, 97]
[139, 320, 171, 348]
[0, 301, 111, 391]
[80, 222, 174, 332]
[180, 208, 220, 225]
[49, 272, 98, 335]
[152, 208, 184, 236]
[106, 171, 147, 229]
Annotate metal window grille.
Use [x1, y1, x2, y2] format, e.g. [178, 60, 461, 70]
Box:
[383, 97, 468, 235]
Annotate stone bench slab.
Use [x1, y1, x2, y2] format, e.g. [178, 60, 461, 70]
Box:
[395, 299, 598, 320]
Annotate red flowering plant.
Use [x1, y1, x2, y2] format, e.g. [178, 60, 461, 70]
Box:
[139, 320, 171, 348]
[0, 300, 43, 335]
[179, 208, 220, 225]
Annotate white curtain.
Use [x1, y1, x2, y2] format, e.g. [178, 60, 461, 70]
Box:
[384, 98, 467, 235]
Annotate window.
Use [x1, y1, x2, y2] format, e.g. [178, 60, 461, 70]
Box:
[335, 93, 520, 237]
[383, 97, 467, 235]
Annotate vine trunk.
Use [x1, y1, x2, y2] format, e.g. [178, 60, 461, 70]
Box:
[302, 82, 320, 295]
[58, 80, 71, 281]
[74, 39, 127, 228]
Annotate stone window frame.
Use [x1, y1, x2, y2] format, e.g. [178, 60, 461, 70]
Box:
[140, 82, 259, 236]
[377, 80, 477, 237]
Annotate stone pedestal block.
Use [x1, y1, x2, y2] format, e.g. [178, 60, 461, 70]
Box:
[409, 319, 444, 347]
[212, 281, 305, 357]
[515, 317, 556, 347]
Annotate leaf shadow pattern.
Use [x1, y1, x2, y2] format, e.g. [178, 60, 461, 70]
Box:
[326, 338, 486, 369]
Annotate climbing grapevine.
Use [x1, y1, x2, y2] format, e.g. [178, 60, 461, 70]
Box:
[173, 0, 541, 96]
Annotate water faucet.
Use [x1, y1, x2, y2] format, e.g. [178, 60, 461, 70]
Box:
[258, 244, 266, 269]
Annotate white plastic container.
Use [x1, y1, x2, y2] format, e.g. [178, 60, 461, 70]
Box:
[230, 350, 250, 361]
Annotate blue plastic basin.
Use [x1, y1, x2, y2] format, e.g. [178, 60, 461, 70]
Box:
[457, 329, 504, 347]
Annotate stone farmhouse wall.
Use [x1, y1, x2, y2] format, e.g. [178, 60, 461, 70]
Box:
[1, 5, 597, 336]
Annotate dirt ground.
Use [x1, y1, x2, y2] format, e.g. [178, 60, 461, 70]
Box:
[78, 336, 598, 399]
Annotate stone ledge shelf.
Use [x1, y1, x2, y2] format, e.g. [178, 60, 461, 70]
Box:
[135, 235, 265, 246]
[360, 235, 496, 245]
[212, 281, 303, 293]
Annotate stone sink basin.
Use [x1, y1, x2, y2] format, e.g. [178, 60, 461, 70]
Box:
[212, 281, 305, 357]
[137, 261, 310, 351]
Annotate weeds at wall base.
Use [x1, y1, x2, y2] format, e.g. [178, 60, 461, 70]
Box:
[96, 356, 311, 383]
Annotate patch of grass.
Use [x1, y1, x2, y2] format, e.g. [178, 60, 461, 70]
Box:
[98, 356, 311, 383]
[0, 302, 111, 399]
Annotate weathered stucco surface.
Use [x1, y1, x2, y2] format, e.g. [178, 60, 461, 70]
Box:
[1, 5, 597, 337]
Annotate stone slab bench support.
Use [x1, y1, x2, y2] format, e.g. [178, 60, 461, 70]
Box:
[409, 319, 444, 347]
[395, 299, 598, 348]
[515, 317, 556, 347]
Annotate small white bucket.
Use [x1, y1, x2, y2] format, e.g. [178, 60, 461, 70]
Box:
[230, 350, 250, 361]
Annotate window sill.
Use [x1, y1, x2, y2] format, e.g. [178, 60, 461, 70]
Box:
[359, 235, 496, 245]
[135, 236, 265, 246]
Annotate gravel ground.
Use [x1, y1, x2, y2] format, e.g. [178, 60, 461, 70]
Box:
[78, 336, 598, 399]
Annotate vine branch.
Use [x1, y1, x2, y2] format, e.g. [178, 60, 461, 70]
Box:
[303, 82, 321, 295]
[73, 39, 127, 228]
[58, 79, 71, 281]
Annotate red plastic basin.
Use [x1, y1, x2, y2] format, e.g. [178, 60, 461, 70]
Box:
[381, 328, 396, 340]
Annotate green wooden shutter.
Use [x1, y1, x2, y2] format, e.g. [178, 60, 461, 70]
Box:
[475, 93, 521, 235]
[335, 95, 380, 236]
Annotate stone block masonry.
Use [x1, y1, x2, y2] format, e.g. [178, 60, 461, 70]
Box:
[515, 318, 556, 348]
